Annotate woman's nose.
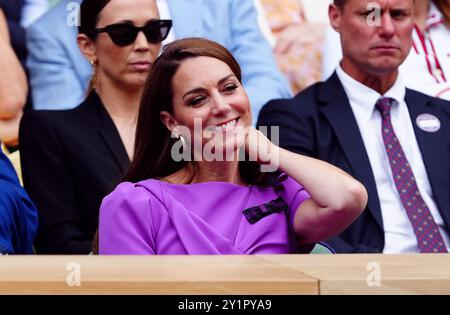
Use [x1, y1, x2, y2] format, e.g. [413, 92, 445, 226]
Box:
[210, 95, 231, 116]
[134, 31, 151, 51]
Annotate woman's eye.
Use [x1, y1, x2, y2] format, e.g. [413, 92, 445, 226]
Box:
[223, 84, 238, 93]
[189, 96, 205, 107]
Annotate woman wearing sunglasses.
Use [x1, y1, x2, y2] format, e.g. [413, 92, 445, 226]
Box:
[19, 0, 171, 254]
[98, 38, 367, 255]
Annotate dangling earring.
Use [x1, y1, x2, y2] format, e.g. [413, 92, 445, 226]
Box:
[89, 59, 98, 91]
[178, 134, 187, 153]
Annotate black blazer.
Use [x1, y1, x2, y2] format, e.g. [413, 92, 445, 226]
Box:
[258, 72, 450, 253]
[19, 92, 130, 254]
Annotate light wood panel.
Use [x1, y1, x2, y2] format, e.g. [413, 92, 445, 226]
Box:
[0, 255, 317, 295]
[259, 254, 450, 295]
[1, 254, 449, 295]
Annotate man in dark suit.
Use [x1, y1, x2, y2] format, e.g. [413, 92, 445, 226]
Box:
[258, 0, 450, 253]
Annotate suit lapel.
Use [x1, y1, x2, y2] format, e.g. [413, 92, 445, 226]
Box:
[319, 74, 384, 229]
[88, 93, 130, 172]
[167, 0, 204, 38]
[405, 90, 450, 229]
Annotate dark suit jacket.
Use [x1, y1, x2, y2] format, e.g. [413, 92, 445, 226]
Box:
[0, 0, 26, 65]
[19, 92, 130, 254]
[257, 72, 450, 253]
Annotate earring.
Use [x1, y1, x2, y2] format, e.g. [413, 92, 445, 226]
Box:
[178, 134, 187, 153]
[89, 59, 98, 91]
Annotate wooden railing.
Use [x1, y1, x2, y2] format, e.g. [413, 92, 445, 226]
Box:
[0, 254, 449, 294]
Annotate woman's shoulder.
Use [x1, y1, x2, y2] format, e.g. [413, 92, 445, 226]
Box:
[22, 108, 69, 124]
[111, 179, 162, 195]
[21, 108, 84, 133]
[104, 180, 166, 206]
[22, 93, 100, 129]
[100, 180, 165, 222]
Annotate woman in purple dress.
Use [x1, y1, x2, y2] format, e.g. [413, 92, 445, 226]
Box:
[98, 38, 368, 255]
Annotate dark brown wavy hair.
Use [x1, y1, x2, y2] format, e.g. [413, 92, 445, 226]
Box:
[122, 37, 267, 185]
[434, 0, 450, 26]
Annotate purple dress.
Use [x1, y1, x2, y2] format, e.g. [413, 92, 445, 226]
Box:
[99, 174, 310, 255]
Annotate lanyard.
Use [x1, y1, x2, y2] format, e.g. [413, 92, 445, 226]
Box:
[413, 23, 447, 84]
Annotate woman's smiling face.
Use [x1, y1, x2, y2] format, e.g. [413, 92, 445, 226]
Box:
[161, 56, 252, 157]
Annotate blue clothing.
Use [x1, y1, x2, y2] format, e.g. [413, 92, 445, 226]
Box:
[26, 0, 291, 119]
[0, 147, 38, 254]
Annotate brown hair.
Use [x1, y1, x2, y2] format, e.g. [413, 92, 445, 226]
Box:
[78, 0, 112, 93]
[434, 0, 450, 26]
[333, 0, 347, 10]
[122, 37, 266, 185]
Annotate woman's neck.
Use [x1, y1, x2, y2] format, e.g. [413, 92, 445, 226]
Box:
[95, 79, 141, 122]
[415, 0, 431, 33]
[194, 160, 244, 185]
[95, 79, 142, 160]
[166, 160, 246, 186]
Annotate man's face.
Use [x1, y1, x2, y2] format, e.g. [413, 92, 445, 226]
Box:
[330, 0, 415, 76]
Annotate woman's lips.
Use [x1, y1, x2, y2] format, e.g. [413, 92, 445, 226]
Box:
[129, 61, 151, 71]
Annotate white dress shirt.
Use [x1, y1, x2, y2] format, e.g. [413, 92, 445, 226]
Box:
[336, 65, 450, 253]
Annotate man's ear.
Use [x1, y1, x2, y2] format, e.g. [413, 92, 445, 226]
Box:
[160, 111, 178, 134]
[77, 33, 97, 63]
[329, 4, 342, 33]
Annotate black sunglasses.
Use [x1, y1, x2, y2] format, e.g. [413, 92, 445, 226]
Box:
[89, 19, 172, 47]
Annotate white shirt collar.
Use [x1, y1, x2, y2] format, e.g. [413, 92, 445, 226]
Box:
[335, 64, 406, 120]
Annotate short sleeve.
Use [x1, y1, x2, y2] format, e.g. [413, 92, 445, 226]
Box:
[275, 174, 311, 228]
[99, 182, 156, 255]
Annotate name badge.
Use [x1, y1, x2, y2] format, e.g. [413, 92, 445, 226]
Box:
[416, 114, 441, 133]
